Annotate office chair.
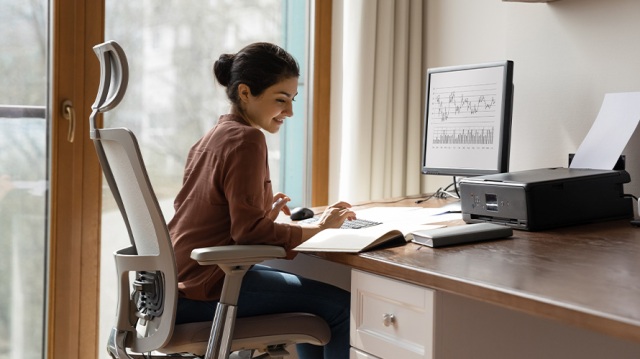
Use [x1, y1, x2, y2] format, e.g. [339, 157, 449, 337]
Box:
[91, 40, 331, 359]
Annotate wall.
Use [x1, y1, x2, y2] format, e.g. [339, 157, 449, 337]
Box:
[424, 0, 640, 196]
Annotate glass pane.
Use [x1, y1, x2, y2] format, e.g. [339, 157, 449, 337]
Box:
[0, 1, 48, 358]
[100, 1, 308, 357]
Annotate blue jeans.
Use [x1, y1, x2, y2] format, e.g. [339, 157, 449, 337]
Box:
[176, 265, 350, 359]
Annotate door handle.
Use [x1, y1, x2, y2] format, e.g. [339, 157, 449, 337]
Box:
[61, 99, 75, 143]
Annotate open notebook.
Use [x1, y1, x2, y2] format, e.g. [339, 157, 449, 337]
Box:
[293, 206, 459, 253]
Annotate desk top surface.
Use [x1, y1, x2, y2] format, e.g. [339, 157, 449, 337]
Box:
[310, 197, 640, 343]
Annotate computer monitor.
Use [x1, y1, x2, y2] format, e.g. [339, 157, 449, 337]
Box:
[421, 60, 514, 178]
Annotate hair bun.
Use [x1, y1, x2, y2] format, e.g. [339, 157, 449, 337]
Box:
[213, 53, 235, 87]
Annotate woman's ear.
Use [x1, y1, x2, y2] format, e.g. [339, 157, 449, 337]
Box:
[238, 83, 251, 103]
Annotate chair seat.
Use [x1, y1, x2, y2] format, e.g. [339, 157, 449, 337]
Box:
[160, 312, 331, 356]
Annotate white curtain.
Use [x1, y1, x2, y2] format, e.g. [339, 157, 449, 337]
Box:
[329, 0, 425, 204]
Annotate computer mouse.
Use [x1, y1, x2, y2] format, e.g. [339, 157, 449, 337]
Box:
[290, 207, 315, 221]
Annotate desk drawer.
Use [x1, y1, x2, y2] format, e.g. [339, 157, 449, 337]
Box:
[350, 270, 434, 359]
[350, 347, 381, 359]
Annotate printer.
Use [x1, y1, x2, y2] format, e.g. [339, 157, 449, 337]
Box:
[459, 167, 633, 231]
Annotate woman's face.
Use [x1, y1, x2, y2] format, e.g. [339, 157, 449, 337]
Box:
[240, 76, 299, 134]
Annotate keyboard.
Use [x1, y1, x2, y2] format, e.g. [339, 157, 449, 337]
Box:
[300, 217, 382, 229]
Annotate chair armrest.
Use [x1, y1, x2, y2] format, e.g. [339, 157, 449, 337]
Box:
[191, 245, 287, 266]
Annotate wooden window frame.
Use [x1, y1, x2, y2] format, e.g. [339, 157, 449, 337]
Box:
[48, 0, 104, 358]
[311, 0, 332, 206]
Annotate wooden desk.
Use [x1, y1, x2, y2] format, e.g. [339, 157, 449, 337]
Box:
[310, 197, 640, 345]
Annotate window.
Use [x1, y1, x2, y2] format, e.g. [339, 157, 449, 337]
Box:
[0, 0, 48, 358]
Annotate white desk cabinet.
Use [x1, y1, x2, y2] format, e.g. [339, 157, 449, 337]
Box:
[350, 269, 434, 359]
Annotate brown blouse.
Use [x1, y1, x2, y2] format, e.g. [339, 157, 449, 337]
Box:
[168, 114, 303, 301]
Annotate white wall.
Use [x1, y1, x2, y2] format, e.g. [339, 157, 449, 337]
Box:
[424, 0, 640, 195]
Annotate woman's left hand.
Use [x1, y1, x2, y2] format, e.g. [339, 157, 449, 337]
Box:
[268, 192, 291, 220]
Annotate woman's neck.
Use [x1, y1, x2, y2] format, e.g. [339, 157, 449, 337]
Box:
[230, 106, 256, 128]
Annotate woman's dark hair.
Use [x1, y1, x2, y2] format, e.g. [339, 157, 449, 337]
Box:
[213, 42, 300, 104]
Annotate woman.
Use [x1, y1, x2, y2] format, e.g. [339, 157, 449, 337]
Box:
[168, 42, 353, 359]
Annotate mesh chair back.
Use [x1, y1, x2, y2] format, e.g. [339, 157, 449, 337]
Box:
[91, 40, 178, 354]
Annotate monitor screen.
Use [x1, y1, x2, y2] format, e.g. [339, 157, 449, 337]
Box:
[421, 60, 514, 177]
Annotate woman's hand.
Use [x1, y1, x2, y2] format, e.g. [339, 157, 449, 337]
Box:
[297, 201, 356, 242]
[314, 201, 356, 229]
[268, 192, 291, 221]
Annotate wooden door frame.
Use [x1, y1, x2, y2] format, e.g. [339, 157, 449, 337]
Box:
[48, 0, 104, 357]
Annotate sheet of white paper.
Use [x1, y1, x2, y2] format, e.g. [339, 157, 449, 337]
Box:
[570, 92, 640, 170]
[354, 206, 462, 225]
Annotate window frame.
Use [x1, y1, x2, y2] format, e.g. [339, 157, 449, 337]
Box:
[280, 0, 309, 207]
[48, 0, 104, 357]
[311, 0, 332, 206]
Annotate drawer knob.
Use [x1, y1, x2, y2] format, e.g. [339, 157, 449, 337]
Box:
[383, 313, 395, 327]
